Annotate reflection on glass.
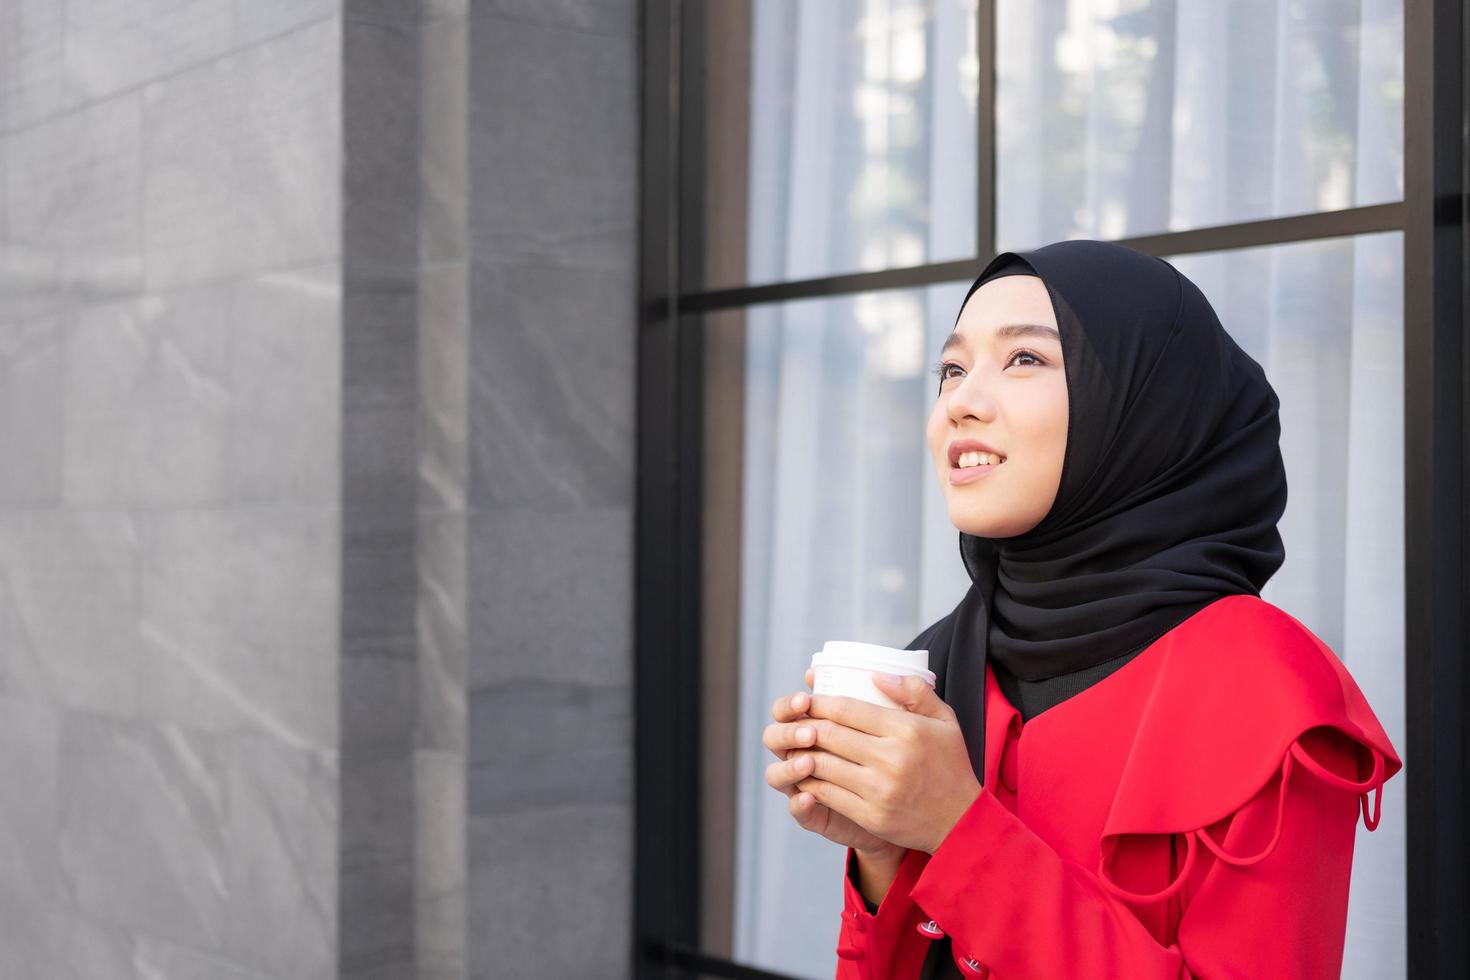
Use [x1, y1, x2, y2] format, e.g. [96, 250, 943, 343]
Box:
[692, 0, 979, 290]
[996, 0, 1403, 249]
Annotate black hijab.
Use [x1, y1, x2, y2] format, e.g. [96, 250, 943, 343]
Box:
[923, 239, 1288, 783]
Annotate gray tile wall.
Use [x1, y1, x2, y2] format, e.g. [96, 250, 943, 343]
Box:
[0, 4, 344, 980]
[0, 0, 637, 976]
[416, 2, 471, 978]
[464, 2, 638, 977]
[339, 3, 429, 980]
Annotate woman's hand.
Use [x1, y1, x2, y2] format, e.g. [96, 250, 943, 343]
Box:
[791, 673, 982, 855]
[764, 669, 903, 860]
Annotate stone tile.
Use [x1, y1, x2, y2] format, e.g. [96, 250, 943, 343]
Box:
[55, 94, 146, 305]
[467, 16, 637, 273]
[338, 854, 414, 978]
[0, 893, 134, 980]
[2, 93, 144, 314]
[344, 11, 421, 275]
[232, 0, 340, 47]
[227, 265, 342, 505]
[340, 749, 415, 874]
[0, 697, 60, 899]
[142, 18, 340, 289]
[56, 715, 229, 948]
[417, 262, 468, 512]
[419, 10, 467, 267]
[468, 678, 632, 813]
[342, 0, 421, 29]
[342, 957, 418, 980]
[63, 0, 233, 104]
[220, 735, 338, 980]
[51, 719, 336, 979]
[0, 0, 65, 132]
[338, 751, 414, 974]
[343, 281, 417, 417]
[63, 289, 231, 505]
[63, 268, 340, 508]
[341, 642, 418, 749]
[133, 936, 283, 980]
[472, 0, 636, 37]
[0, 511, 141, 718]
[342, 280, 418, 511]
[417, 509, 467, 753]
[415, 748, 466, 980]
[0, 316, 63, 505]
[342, 505, 419, 668]
[467, 506, 632, 688]
[137, 509, 339, 750]
[466, 804, 631, 979]
[467, 264, 635, 508]
[425, 0, 470, 23]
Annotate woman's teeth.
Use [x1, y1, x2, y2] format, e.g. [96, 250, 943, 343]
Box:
[956, 451, 1004, 469]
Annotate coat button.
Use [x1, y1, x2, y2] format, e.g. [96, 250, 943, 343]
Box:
[836, 943, 866, 961]
[954, 952, 990, 977]
[841, 910, 866, 934]
[916, 919, 946, 939]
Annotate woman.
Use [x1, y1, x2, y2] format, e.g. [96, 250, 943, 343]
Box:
[763, 240, 1402, 979]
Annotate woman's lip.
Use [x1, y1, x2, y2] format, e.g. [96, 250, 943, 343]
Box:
[950, 461, 1002, 485]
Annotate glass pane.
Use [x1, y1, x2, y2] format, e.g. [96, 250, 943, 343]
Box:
[700, 283, 973, 977]
[700, 233, 1404, 978]
[996, 0, 1404, 249]
[1167, 232, 1405, 980]
[687, 0, 979, 291]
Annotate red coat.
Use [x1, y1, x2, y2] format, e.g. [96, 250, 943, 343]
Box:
[833, 594, 1402, 979]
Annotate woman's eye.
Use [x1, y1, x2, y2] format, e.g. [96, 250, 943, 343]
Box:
[933, 351, 1045, 384]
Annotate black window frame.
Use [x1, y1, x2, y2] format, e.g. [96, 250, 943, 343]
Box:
[635, 1, 1470, 977]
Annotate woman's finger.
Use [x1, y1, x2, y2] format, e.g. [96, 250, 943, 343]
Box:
[765, 752, 816, 792]
[805, 667, 814, 689]
[762, 719, 816, 758]
[796, 774, 875, 830]
[806, 692, 900, 737]
[800, 748, 874, 798]
[788, 789, 826, 830]
[763, 718, 883, 766]
[770, 689, 812, 724]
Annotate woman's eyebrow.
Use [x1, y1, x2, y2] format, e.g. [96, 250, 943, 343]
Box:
[941, 323, 1061, 356]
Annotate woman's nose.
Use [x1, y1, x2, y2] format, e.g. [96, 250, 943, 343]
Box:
[947, 372, 997, 421]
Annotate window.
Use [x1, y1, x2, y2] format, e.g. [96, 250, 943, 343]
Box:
[638, 2, 1455, 978]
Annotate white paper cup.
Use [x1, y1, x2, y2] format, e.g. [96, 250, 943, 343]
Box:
[809, 640, 936, 709]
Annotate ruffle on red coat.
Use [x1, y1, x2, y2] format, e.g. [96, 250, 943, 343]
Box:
[1093, 594, 1402, 906]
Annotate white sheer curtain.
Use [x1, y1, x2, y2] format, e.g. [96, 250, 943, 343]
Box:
[995, 0, 1403, 246]
[744, 0, 977, 287]
[729, 2, 1405, 977]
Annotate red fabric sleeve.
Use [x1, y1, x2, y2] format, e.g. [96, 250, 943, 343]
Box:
[834, 845, 933, 980]
[833, 730, 1387, 979]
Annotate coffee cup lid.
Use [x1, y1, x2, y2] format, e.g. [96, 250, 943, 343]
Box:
[810, 641, 935, 685]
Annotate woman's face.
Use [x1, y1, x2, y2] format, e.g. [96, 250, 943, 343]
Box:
[926, 274, 1069, 539]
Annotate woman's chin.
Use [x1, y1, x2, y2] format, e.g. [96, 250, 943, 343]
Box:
[948, 505, 1029, 540]
[950, 514, 1004, 539]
